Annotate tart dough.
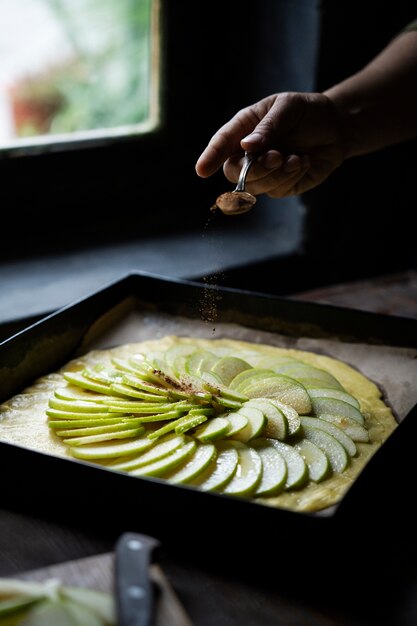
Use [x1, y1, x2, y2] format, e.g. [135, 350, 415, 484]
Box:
[0, 336, 398, 512]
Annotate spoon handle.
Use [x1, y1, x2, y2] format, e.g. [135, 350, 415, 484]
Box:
[235, 152, 257, 192]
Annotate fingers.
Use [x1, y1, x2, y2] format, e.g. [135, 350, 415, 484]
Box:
[221, 150, 311, 197]
[195, 108, 259, 178]
[223, 150, 311, 197]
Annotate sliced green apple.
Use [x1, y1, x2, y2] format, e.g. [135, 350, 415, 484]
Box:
[63, 426, 144, 447]
[223, 411, 248, 437]
[271, 363, 343, 390]
[70, 435, 155, 460]
[319, 414, 369, 442]
[166, 443, 216, 483]
[63, 372, 128, 397]
[236, 373, 312, 415]
[311, 397, 364, 424]
[229, 406, 266, 442]
[174, 413, 208, 434]
[294, 438, 330, 482]
[222, 441, 263, 497]
[228, 368, 275, 391]
[129, 438, 196, 477]
[307, 387, 361, 409]
[54, 387, 120, 403]
[267, 399, 301, 435]
[251, 438, 287, 496]
[211, 356, 252, 386]
[245, 398, 288, 440]
[109, 434, 185, 471]
[48, 417, 141, 429]
[301, 424, 349, 473]
[46, 408, 126, 421]
[48, 398, 110, 413]
[301, 416, 357, 457]
[56, 422, 143, 438]
[194, 417, 230, 442]
[191, 440, 239, 491]
[267, 439, 308, 489]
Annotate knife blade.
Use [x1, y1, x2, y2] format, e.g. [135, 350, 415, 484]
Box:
[115, 531, 160, 626]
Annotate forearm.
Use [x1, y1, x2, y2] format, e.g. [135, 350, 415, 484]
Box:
[324, 29, 417, 158]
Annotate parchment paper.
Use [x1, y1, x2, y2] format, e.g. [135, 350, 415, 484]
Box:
[78, 297, 417, 423]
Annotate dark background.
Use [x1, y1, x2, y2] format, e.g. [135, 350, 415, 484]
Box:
[1, 0, 416, 292]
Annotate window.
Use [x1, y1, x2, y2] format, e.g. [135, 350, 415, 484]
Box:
[0, 0, 159, 154]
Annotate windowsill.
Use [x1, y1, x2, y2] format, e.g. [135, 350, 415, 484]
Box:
[0, 199, 303, 329]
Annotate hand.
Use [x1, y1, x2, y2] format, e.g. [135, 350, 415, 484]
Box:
[195, 92, 346, 198]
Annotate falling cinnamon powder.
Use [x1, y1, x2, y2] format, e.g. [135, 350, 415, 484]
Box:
[198, 207, 225, 334]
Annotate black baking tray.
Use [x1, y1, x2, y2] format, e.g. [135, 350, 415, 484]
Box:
[1, 271, 416, 568]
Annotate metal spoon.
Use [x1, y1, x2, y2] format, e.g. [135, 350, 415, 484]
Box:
[214, 151, 257, 215]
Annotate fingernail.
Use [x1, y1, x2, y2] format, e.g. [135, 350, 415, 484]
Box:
[283, 155, 300, 173]
[262, 152, 283, 170]
[242, 132, 263, 145]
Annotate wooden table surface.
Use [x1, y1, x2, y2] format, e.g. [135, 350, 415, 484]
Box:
[1, 270, 416, 626]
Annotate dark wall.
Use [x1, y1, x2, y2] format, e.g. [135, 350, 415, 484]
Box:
[1, 1, 415, 286]
[303, 1, 417, 281]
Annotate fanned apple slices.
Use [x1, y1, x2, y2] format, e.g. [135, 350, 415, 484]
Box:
[45, 342, 375, 500]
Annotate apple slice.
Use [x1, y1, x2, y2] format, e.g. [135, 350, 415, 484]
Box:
[301, 416, 357, 457]
[63, 426, 145, 447]
[236, 373, 312, 415]
[191, 440, 239, 491]
[54, 388, 122, 404]
[223, 411, 248, 437]
[301, 424, 349, 473]
[166, 443, 217, 484]
[245, 398, 288, 440]
[251, 438, 287, 496]
[46, 408, 126, 421]
[82, 366, 124, 385]
[70, 435, 155, 460]
[174, 413, 208, 434]
[108, 383, 169, 402]
[147, 413, 207, 440]
[307, 387, 361, 409]
[228, 406, 266, 442]
[121, 374, 171, 397]
[222, 441, 263, 497]
[48, 417, 141, 429]
[184, 350, 218, 375]
[228, 368, 275, 391]
[109, 434, 185, 471]
[194, 417, 231, 442]
[319, 414, 369, 442]
[129, 439, 197, 477]
[267, 399, 301, 435]
[271, 363, 343, 390]
[294, 439, 330, 482]
[267, 439, 308, 489]
[48, 398, 110, 413]
[63, 372, 124, 396]
[196, 352, 221, 375]
[56, 422, 142, 438]
[211, 356, 252, 385]
[311, 397, 364, 425]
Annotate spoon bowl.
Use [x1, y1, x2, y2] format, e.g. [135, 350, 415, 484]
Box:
[215, 152, 257, 215]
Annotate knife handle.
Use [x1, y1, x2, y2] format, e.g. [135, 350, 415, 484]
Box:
[115, 532, 160, 626]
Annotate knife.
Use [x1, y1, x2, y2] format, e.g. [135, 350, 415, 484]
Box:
[115, 531, 160, 626]
[115, 531, 193, 626]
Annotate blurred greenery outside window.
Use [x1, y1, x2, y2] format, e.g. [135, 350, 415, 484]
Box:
[0, 0, 158, 152]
